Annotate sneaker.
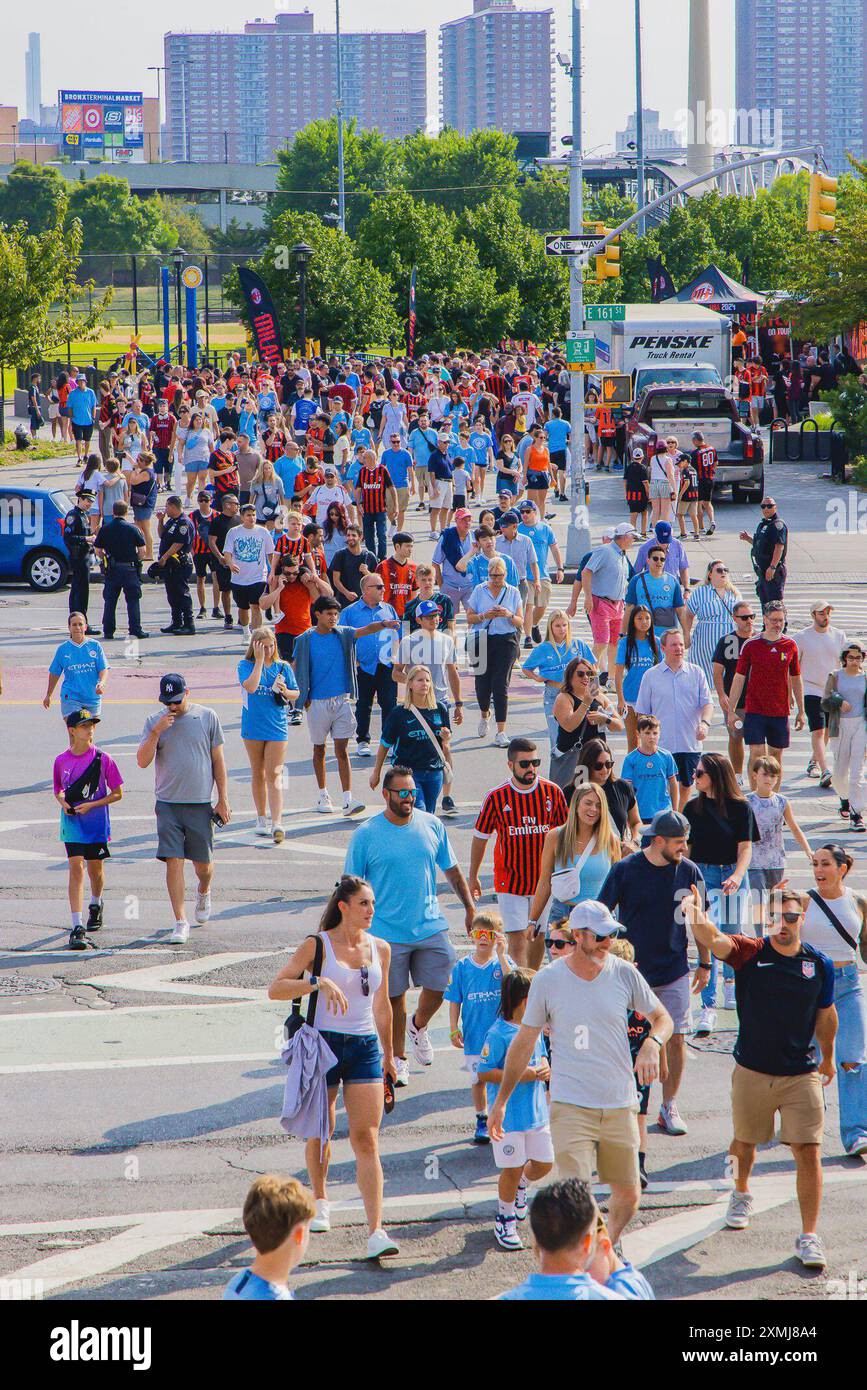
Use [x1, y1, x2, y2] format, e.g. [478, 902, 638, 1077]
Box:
[223, 614, 233, 630]
[531, 625, 542, 644]
[197, 606, 207, 619]
[514, 1180, 528, 1219]
[795, 1233, 827, 1269]
[705, 524, 716, 536]
[723, 982, 736, 1010]
[840, 800, 851, 819]
[658, 1100, 688, 1135]
[694, 1007, 716, 1036]
[316, 789, 334, 814]
[473, 1114, 490, 1146]
[168, 920, 190, 944]
[844, 1135, 867, 1158]
[429, 530, 439, 541]
[211, 606, 221, 619]
[241, 626, 252, 642]
[819, 770, 833, 789]
[393, 1056, 410, 1088]
[494, 731, 510, 747]
[342, 794, 365, 816]
[477, 714, 490, 739]
[309, 1199, 331, 1233]
[356, 741, 372, 757]
[289, 708, 303, 725]
[194, 891, 212, 924]
[725, 1190, 754, 1229]
[407, 1014, 434, 1066]
[638, 1152, 649, 1191]
[273, 826, 285, 845]
[494, 1213, 523, 1250]
[806, 759, 819, 778]
[86, 903, 103, 932]
[255, 816, 272, 837]
[851, 812, 865, 832]
[523, 636, 533, 649]
[440, 794, 457, 816]
[366, 1228, 400, 1259]
[160, 624, 183, 635]
[68, 924, 88, 951]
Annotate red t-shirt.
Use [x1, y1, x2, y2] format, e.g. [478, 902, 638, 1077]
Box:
[377, 558, 418, 617]
[474, 778, 567, 897]
[274, 577, 314, 636]
[735, 635, 800, 716]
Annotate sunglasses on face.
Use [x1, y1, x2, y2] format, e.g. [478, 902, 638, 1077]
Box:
[549, 939, 572, 951]
[714, 567, 728, 574]
[760, 502, 775, 509]
[516, 758, 541, 769]
[389, 788, 416, 800]
[695, 766, 708, 777]
[736, 612, 755, 620]
[594, 759, 613, 770]
[774, 911, 802, 925]
[592, 930, 618, 943]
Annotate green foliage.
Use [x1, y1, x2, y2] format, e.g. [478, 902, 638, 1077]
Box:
[400, 128, 519, 214]
[774, 164, 867, 340]
[271, 118, 399, 236]
[457, 193, 568, 341]
[0, 161, 69, 235]
[519, 169, 567, 232]
[66, 177, 172, 255]
[154, 197, 212, 255]
[207, 217, 268, 256]
[819, 381, 867, 458]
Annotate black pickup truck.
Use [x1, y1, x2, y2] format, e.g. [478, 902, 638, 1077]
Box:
[627, 386, 764, 502]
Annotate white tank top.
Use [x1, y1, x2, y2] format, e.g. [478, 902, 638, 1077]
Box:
[650, 453, 670, 484]
[319, 931, 382, 1035]
[801, 889, 862, 965]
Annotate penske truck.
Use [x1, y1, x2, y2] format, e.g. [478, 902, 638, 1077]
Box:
[589, 303, 732, 402]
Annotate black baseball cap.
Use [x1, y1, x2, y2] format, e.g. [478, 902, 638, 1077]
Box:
[502, 511, 520, 525]
[159, 673, 188, 705]
[65, 708, 101, 728]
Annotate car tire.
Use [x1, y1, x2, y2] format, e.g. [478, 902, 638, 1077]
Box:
[25, 549, 69, 591]
[731, 474, 763, 504]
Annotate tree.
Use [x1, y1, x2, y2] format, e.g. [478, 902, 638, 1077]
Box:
[66, 177, 172, 255]
[207, 217, 267, 257]
[458, 193, 568, 341]
[227, 212, 401, 351]
[154, 196, 211, 255]
[0, 215, 108, 438]
[773, 165, 867, 340]
[0, 161, 69, 235]
[400, 128, 519, 214]
[270, 119, 400, 236]
[519, 169, 568, 233]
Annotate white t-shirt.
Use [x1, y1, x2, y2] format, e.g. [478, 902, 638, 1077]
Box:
[222, 524, 275, 585]
[523, 955, 660, 1110]
[396, 631, 457, 703]
[801, 888, 861, 965]
[309, 483, 353, 526]
[794, 625, 848, 698]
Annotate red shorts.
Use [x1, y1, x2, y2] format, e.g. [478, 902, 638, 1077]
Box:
[588, 596, 624, 646]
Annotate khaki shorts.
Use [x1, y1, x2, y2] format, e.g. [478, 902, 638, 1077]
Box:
[306, 695, 356, 745]
[731, 1063, 825, 1146]
[395, 486, 409, 514]
[535, 577, 552, 610]
[429, 478, 453, 509]
[549, 1101, 640, 1186]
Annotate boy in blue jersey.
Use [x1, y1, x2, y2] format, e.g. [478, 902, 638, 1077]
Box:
[498, 1179, 624, 1300]
[446, 912, 514, 1145]
[589, 1211, 656, 1299]
[621, 715, 678, 824]
[223, 1174, 315, 1301]
[544, 407, 571, 500]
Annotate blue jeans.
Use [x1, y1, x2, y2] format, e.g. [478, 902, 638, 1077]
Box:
[698, 862, 750, 1007]
[413, 769, 444, 813]
[543, 684, 559, 745]
[834, 964, 867, 1151]
[362, 510, 388, 561]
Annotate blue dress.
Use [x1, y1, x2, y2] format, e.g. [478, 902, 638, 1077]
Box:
[686, 584, 739, 684]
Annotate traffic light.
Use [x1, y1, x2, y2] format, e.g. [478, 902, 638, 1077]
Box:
[595, 229, 621, 282]
[807, 172, 838, 233]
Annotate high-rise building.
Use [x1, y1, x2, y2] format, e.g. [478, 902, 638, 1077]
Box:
[439, 1, 554, 141]
[615, 110, 684, 157]
[164, 13, 426, 163]
[735, 0, 867, 174]
[25, 33, 42, 124]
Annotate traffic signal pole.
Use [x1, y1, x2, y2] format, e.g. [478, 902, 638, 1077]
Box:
[566, 0, 591, 567]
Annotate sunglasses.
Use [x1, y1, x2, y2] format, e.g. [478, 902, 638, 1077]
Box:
[516, 758, 542, 769]
[472, 930, 496, 942]
[774, 911, 802, 925]
[594, 759, 613, 770]
[695, 766, 708, 777]
[549, 939, 572, 951]
[760, 502, 775, 509]
[369, 582, 385, 589]
[736, 612, 756, 620]
[714, 566, 729, 574]
[360, 964, 370, 997]
[592, 930, 619, 943]
[389, 788, 416, 800]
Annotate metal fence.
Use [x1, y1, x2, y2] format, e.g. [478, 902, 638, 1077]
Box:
[57, 252, 258, 335]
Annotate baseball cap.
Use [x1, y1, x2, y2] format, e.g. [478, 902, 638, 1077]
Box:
[631, 447, 645, 460]
[454, 508, 472, 521]
[437, 427, 452, 439]
[612, 522, 637, 538]
[519, 499, 537, 512]
[601, 527, 614, 542]
[323, 465, 337, 476]
[502, 511, 520, 525]
[649, 809, 690, 839]
[810, 599, 833, 614]
[417, 599, 440, 617]
[159, 673, 188, 705]
[654, 439, 668, 453]
[654, 520, 672, 542]
[65, 708, 101, 729]
[568, 901, 620, 937]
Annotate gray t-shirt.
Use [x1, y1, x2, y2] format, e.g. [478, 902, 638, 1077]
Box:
[142, 703, 224, 804]
[523, 955, 660, 1110]
[836, 669, 866, 718]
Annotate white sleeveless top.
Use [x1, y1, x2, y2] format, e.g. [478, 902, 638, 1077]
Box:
[801, 889, 862, 965]
[650, 452, 671, 484]
[319, 931, 382, 1036]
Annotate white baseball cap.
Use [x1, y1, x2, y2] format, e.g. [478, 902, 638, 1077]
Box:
[568, 901, 620, 937]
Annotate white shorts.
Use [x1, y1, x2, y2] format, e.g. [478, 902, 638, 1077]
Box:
[429, 478, 453, 508]
[492, 1125, 554, 1169]
[497, 892, 551, 936]
[306, 695, 356, 745]
[462, 1052, 483, 1077]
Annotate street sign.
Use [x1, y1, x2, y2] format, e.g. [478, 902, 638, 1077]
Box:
[600, 373, 633, 405]
[566, 333, 596, 371]
[545, 234, 602, 257]
[585, 304, 626, 323]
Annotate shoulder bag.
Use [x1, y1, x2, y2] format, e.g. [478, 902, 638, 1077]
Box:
[550, 833, 597, 904]
[408, 705, 454, 793]
[806, 889, 859, 952]
[284, 934, 325, 1039]
[63, 751, 104, 809]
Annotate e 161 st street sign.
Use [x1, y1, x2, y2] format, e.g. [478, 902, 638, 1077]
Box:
[585, 304, 626, 322]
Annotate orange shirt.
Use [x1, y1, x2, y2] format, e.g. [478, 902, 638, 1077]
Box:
[274, 577, 315, 636]
[377, 558, 418, 617]
[526, 443, 552, 475]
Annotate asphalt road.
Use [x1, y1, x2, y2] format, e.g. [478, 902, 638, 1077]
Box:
[1, 449, 866, 1302]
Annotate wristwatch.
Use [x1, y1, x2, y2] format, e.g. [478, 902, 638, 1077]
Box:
[649, 1034, 665, 1048]
[455, 700, 464, 707]
[308, 975, 320, 990]
[696, 962, 711, 972]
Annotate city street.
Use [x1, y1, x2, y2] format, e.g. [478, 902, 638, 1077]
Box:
[2, 448, 866, 1301]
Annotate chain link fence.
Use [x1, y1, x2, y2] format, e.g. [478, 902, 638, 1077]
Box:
[55, 252, 256, 335]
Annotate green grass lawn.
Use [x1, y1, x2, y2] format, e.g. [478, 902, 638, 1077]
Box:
[0, 432, 72, 466]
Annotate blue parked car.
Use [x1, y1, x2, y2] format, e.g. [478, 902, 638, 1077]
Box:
[0, 484, 75, 590]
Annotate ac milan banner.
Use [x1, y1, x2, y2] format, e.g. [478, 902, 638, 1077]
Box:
[406, 266, 418, 358]
[647, 257, 677, 303]
[238, 266, 285, 370]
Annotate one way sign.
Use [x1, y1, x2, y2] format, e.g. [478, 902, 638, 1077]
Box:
[545, 233, 602, 257]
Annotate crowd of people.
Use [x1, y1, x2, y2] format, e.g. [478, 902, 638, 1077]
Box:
[41, 344, 867, 1297]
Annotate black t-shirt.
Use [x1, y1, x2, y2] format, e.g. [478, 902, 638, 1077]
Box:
[556, 696, 608, 754]
[330, 547, 379, 607]
[711, 631, 748, 708]
[94, 518, 145, 562]
[380, 702, 451, 772]
[624, 460, 649, 496]
[598, 851, 704, 987]
[682, 795, 760, 866]
[603, 777, 636, 836]
[209, 512, 241, 556]
[218, 406, 241, 432]
[729, 935, 835, 1075]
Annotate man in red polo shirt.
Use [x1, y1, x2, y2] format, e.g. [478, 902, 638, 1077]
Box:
[726, 600, 805, 769]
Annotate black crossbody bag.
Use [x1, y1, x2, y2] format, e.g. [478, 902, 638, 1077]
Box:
[284, 934, 325, 1039]
[807, 890, 859, 952]
[63, 752, 104, 810]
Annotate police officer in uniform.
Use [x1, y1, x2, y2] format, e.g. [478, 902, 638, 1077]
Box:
[740, 496, 788, 609]
[63, 491, 99, 631]
[157, 495, 195, 635]
[93, 501, 149, 641]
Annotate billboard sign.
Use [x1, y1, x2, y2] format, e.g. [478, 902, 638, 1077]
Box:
[59, 90, 143, 152]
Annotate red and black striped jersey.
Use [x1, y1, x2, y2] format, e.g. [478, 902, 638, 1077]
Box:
[150, 415, 176, 449]
[274, 533, 310, 560]
[264, 428, 288, 462]
[210, 448, 240, 494]
[474, 779, 568, 897]
[356, 465, 394, 514]
[691, 446, 718, 481]
[190, 508, 214, 554]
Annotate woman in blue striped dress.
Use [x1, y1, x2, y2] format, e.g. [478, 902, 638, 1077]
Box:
[683, 560, 741, 685]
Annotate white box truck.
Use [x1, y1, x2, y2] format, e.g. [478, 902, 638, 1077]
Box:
[589, 303, 732, 401]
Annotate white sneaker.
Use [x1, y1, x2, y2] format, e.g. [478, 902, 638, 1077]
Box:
[407, 1014, 434, 1066]
[795, 1233, 827, 1269]
[309, 1199, 331, 1233]
[428, 530, 439, 541]
[477, 714, 490, 738]
[393, 1056, 410, 1087]
[694, 1007, 716, 1036]
[356, 741, 372, 757]
[255, 815, 271, 837]
[168, 920, 190, 944]
[725, 1190, 754, 1229]
[724, 982, 736, 1010]
[494, 731, 509, 747]
[241, 625, 252, 642]
[316, 789, 334, 814]
[366, 1228, 400, 1259]
[342, 794, 365, 816]
[194, 890, 211, 924]
[657, 1100, 688, 1135]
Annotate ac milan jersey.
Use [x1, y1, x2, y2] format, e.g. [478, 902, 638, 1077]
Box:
[150, 415, 176, 449]
[474, 779, 568, 897]
[275, 533, 310, 561]
[692, 446, 717, 481]
[357, 466, 394, 514]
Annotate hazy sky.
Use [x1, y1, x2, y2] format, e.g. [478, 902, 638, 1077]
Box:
[4, 0, 735, 152]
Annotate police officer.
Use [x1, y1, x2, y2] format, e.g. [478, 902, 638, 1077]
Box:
[157, 495, 195, 636]
[64, 490, 99, 631]
[93, 501, 149, 641]
[740, 496, 788, 608]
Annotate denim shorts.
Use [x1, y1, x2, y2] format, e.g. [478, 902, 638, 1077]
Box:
[319, 1030, 383, 1087]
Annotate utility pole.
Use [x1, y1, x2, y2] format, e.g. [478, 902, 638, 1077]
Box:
[634, 0, 646, 234]
[566, 0, 590, 566]
[335, 0, 346, 232]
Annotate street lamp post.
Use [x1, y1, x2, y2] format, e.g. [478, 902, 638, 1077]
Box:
[565, 0, 590, 565]
[172, 247, 185, 363]
[634, 0, 646, 234]
[335, 0, 346, 232]
[291, 242, 313, 355]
